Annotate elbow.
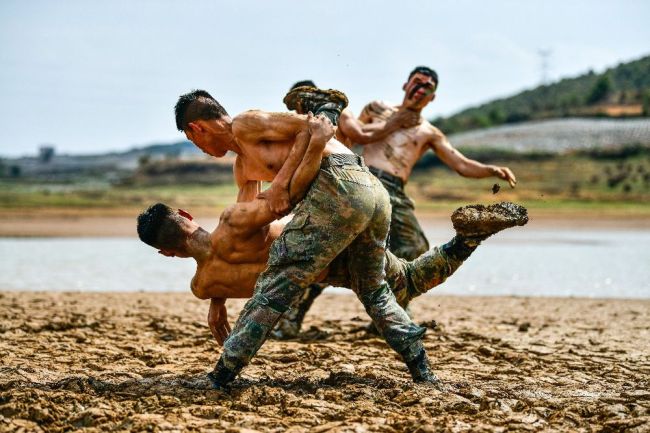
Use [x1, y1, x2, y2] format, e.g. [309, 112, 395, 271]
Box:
[351, 133, 372, 145]
[191, 284, 210, 300]
[454, 163, 470, 177]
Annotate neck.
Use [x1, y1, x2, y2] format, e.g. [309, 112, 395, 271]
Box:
[208, 117, 243, 154]
[187, 228, 212, 264]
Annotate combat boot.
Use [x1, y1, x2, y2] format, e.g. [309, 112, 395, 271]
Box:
[207, 358, 242, 391]
[406, 349, 446, 390]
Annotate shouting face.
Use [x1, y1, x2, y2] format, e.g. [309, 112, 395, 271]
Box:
[402, 72, 436, 109]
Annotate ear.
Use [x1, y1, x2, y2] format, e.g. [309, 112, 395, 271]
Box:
[187, 122, 202, 133]
[158, 249, 176, 257]
[178, 209, 194, 221]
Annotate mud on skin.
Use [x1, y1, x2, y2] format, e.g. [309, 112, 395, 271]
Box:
[1, 292, 648, 432]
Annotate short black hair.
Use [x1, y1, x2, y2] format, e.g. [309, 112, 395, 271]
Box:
[175, 90, 229, 131]
[408, 66, 439, 88]
[290, 80, 316, 90]
[137, 203, 186, 250]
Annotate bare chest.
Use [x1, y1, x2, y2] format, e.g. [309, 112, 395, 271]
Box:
[365, 106, 430, 165]
[237, 140, 293, 182]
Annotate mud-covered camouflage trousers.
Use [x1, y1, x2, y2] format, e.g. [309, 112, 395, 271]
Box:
[219, 154, 426, 372]
[325, 241, 466, 307]
[369, 167, 429, 262]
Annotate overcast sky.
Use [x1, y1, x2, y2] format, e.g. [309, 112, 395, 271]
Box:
[1, 0, 648, 157]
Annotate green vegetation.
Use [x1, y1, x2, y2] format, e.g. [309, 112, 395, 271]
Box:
[408, 149, 650, 214]
[0, 183, 239, 210]
[1, 149, 649, 216]
[434, 55, 650, 134]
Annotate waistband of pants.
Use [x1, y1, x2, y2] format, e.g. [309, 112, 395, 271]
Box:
[321, 153, 364, 168]
[368, 166, 404, 188]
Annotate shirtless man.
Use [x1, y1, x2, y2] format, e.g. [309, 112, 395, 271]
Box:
[283, 69, 518, 334]
[174, 89, 437, 389]
[354, 66, 517, 262]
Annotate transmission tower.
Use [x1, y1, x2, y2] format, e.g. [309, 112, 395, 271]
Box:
[538, 49, 552, 85]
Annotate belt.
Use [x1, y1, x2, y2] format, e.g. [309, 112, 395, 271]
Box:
[321, 153, 364, 168]
[368, 166, 404, 188]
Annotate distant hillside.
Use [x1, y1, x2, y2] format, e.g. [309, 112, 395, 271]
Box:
[447, 118, 650, 153]
[434, 55, 650, 134]
[0, 140, 207, 182]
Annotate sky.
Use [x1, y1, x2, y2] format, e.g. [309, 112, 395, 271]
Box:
[0, 0, 649, 157]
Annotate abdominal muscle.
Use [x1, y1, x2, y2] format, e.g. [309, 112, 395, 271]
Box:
[362, 129, 427, 182]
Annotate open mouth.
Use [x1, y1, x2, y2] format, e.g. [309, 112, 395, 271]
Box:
[408, 83, 433, 100]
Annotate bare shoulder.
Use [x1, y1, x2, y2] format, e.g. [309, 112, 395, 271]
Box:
[423, 120, 445, 142]
[364, 100, 391, 112]
[232, 109, 265, 131]
[339, 107, 355, 119]
[218, 204, 238, 226]
[360, 100, 394, 122]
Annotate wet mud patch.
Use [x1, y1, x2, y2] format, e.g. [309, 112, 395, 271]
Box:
[1, 292, 648, 432]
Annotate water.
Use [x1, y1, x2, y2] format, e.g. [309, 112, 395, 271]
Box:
[0, 227, 648, 298]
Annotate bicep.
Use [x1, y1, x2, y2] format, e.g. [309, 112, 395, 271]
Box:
[337, 110, 366, 141]
[358, 103, 374, 123]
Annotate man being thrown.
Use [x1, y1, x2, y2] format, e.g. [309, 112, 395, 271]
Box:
[173, 89, 438, 389]
[138, 201, 527, 346]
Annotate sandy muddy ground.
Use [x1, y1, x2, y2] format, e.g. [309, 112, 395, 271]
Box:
[0, 292, 648, 432]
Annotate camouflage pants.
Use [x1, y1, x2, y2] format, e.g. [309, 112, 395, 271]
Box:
[369, 167, 429, 262]
[327, 242, 466, 307]
[219, 154, 426, 372]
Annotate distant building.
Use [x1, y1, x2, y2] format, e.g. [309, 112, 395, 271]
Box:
[38, 145, 55, 163]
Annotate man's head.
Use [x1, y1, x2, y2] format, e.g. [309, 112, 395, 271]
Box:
[402, 66, 438, 110]
[174, 90, 232, 156]
[137, 203, 199, 258]
[290, 80, 316, 90]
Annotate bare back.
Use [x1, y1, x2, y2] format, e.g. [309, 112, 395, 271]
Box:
[360, 101, 435, 182]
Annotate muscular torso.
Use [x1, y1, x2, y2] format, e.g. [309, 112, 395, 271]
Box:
[191, 215, 330, 298]
[191, 218, 284, 298]
[232, 117, 352, 183]
[361, 101, 435, 182]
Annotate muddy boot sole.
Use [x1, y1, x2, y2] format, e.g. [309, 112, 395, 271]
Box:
[452, 202, 528, 239]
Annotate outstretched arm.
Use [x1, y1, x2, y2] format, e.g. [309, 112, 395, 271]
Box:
[431, 128, 517, 188]
[338, 107, 419, 145]
[207, 297, 231, 345]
